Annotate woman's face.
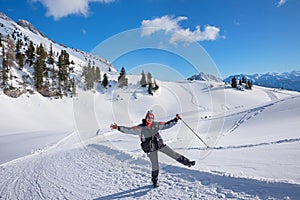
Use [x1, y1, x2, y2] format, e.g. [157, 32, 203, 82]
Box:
[146, 115, 154, 124]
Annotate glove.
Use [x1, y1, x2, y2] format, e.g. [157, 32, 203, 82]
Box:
[110, 123, 119, 130]
[175, 114, 181, 120]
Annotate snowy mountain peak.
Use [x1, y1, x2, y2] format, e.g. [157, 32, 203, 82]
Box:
[187, 72, 222, 82]
[0, 12, 15, 24]
[17, 19, 45, 37]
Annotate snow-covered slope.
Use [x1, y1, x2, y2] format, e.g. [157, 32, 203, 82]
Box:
[0, 12, 118, 96]
[1, 76, 300, 199]
[0, 12, 116, 73]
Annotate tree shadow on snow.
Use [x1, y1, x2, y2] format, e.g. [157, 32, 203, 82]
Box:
[94, 185, 152, 200]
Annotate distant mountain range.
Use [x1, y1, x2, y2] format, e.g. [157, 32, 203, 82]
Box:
[187, 71, 300, 92]
[223, 71, 300, 92]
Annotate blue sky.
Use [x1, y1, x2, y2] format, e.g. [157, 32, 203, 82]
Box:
[1, 0, 299, 79]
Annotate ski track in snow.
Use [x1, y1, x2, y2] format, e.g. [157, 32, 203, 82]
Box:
[224, 92, 300, 136]
[1, 136, 300, 200]
[224, 105, 265, 136]
[181, 137, 300, 151]
[179, 83, 208, 111]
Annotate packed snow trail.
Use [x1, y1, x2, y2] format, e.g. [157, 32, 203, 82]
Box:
[1, 134, 300, 200]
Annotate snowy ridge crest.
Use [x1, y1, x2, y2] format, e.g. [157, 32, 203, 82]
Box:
[0, 12, 15, 24]
[17, 19, 45, 37]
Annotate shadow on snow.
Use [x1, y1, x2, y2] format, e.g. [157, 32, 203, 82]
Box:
[94, 185, 153, 200]
[164, 165, 300, 199]
[89, 144, 300, 200]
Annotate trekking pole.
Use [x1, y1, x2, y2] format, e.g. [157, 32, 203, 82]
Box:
[179, 117, 210, 148]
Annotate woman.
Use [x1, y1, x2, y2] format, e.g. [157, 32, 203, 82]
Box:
[110, 110, 195, 188]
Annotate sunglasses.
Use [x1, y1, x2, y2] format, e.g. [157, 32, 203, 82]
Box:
[147, 116, 154, 120]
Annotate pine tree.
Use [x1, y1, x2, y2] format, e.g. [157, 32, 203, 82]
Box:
[16, 38, 22, 52]
[58, 51, 64, 90]
[64, 50, 70, 66]
[140, 70, 147, 87]
[36, 43, 48, 78]
[153, 80, 159, 91]
[247, 80, 253, 90]
[148, 82, 153, 95]
[15, 38, 24, 69]
[1, 47, 8, 88]
[82, 65, 88, 90]
[26, 41, 35, 66]
[95, 67, 101, 82]
[91, 66, 96, 82]
[36, 43, 47, 60]
[242, 76, 247, 84]
[34, 57, 44, 90]
[58, 50, 70, 90]
[6, 35, 15, 69]
[87, 62, 94, 89]
[47, 43, 54, 65]
[16, 53, 24, 70]
[51, 65, 57, 92]
[102, 73, 108, 88]
[118, 67, 128, 87]
[82, 61, 94, 90]
[147, 72, 152, 85]
[231, 76, 237, 88]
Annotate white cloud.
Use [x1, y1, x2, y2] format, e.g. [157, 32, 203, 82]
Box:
[277, 0, 287, 7]
[170, 25, 220, 44]
[32, 0, 115, 20]
[141, 15, 187, 36]
[141, 15, 221, 44]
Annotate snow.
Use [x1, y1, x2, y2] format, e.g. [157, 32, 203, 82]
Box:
[1, 77, 300, 199]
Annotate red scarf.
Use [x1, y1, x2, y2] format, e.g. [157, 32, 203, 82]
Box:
[146, 120, 152, 128]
